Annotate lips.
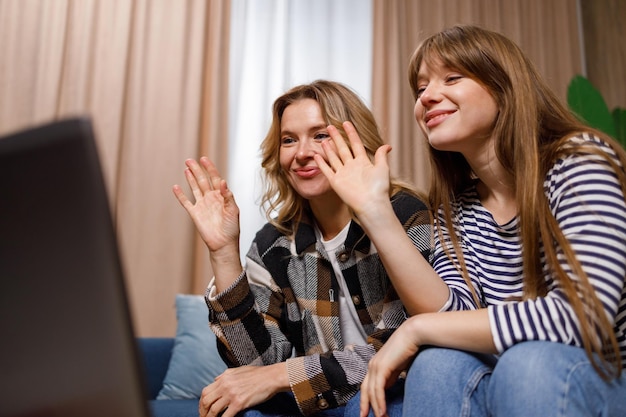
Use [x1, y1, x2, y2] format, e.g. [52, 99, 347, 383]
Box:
[293, 166, 320, 178]
[424, 109, 456, 128]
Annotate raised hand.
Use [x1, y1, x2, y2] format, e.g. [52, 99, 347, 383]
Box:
[315, 121, 393, 219]
[172, 157, 240, 255]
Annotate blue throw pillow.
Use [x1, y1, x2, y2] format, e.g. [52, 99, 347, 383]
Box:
[157, 294, 227, 400]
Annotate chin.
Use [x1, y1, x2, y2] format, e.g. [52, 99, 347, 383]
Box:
[428, 135, 458, 152]
[297, 186, 334, 201]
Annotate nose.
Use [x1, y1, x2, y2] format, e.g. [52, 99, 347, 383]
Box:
[419, 83, 441, 106]
[295, 139, 316, 161]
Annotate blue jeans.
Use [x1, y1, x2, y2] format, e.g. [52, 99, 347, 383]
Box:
[403, 342, 626, 417]
[343, 378, 405, 417]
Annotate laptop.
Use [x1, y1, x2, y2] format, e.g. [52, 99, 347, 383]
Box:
[0, 118, 152, 417]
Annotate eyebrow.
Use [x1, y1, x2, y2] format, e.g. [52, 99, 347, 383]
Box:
[280, 124, 328, 137]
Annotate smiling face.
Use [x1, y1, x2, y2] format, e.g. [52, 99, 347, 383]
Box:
[279, 98, 335, 201]
[414, 59, 499, 156]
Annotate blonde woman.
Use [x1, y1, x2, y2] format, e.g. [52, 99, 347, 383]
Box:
[173, 80, 431, 417]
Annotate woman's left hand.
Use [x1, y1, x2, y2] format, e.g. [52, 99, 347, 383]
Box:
[315, 121, 392, 220]
[198, 363, 288, 417]
[361, 310, 496, 417]
[359, 321, 420, 417]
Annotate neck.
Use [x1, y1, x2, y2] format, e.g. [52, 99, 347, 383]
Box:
[309, 193, 352, 240]
[466, 144, 517, 225]
[475, 178, 517, 225]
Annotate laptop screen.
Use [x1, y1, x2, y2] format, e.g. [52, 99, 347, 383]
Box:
[0, 118, 151, 417]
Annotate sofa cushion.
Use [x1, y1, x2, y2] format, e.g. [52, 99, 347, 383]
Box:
[157, 294, 227, 400]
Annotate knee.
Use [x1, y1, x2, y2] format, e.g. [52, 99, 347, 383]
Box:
[488, 342, 606, 416]
[489, 342, 592, 402]
[406, 347, 494, 389]
[406, 347, 459, 384]
[491, 341, 575, 386]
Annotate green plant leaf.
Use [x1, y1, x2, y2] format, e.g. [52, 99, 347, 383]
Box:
[613, 107, 626, 148]
[567, 75, 616, 137]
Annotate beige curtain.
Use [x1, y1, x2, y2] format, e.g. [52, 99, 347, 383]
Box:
[372, 0, 583, 193]
[580, 0, 626, 111]
[0, 0, 230, 337]
[2, 0, 621, 338]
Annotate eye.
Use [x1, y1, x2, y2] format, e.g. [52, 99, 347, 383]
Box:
[415, 85, 427, 98]
[314, 132, 330, 141]
[445, 74, 463, 83]
[281, 136, 296, 145]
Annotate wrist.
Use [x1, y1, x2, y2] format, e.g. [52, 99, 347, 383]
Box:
[209, 244, 244, 291]
[268, 362, 290, 393]
[353, 198, 395, 228]
[209, 242, 241, 265]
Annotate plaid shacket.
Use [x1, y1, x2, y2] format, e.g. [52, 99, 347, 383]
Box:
[205, 192, 432, 415]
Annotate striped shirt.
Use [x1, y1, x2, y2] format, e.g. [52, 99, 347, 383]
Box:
[435, 133, 626, 367]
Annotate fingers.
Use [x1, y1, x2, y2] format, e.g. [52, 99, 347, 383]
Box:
[200, 156, 224, 191]
[185, 158, 213, 193]
[360, 369, 389, 417]
[371, 375, 388, 417]
[314, 152, 334, 181]
[172, 184, 191, 208]
[199, 386, 229, 417]
[342, 121, 368, 158]
[325, 121, 382, 164]
[323, 121, 366, 172]
[359, 376, 372, 417]
[184, 157, 225, 193]
[324, 125, 347, 170]
[374, 144, 392, 169]
[173, 157, 231, 204]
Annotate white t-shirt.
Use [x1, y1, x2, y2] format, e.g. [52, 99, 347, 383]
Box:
[316, 222, 368, 347]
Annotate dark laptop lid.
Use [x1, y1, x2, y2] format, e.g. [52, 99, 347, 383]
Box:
[0, 118, 151, 417]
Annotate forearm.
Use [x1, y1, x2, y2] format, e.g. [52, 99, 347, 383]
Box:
[357, 202, 449, 315]
[208, 275, 295, 367]
[208, 242, 244, 293]
[406, 309, 497, 354]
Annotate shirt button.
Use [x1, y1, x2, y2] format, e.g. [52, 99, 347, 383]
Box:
[317, 398, 329, 409]
[337, 251, 349, 262]
[352, 295, 361, 306]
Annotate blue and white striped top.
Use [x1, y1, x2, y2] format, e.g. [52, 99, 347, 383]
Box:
[435, 133, 626, 367]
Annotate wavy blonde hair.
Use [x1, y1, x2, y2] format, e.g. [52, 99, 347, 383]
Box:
[260, 80, 422, 235]
[408, 25, 626, 379]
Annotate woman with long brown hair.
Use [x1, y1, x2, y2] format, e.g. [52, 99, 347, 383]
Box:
[318, 26, 626, 417]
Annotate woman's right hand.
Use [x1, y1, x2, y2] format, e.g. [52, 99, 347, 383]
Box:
[172, 157, 240, 255]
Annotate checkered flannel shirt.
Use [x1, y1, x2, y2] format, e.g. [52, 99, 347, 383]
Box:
[206, 192, 432, 415]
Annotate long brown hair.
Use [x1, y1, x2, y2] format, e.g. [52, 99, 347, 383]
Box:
[260, 80, 422, 235]
[408, 25, 626, 378]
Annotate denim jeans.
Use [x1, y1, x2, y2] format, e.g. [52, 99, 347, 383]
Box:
[343, 378, 405, 417]
[403, 342, 626, 417]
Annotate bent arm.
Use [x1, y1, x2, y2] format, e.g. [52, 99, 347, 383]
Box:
[358, 200, 450, 314]
[318, 123, 450, 315]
